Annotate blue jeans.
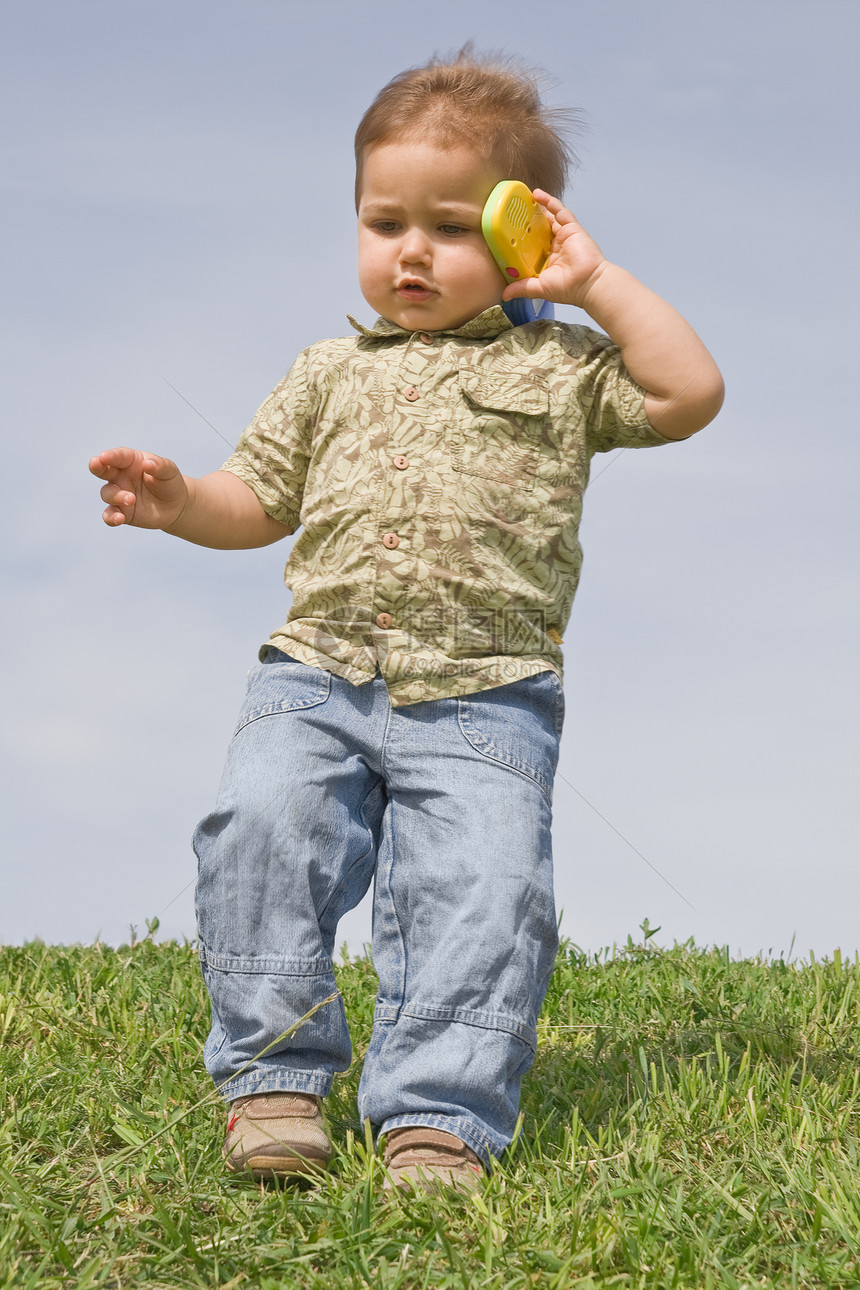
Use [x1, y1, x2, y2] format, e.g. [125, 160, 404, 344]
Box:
[194, 650, 563, 1165]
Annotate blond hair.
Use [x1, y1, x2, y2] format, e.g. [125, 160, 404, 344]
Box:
[354, 45, 575, 208]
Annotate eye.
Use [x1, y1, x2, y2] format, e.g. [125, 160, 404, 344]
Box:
[439, 223, 468, 237]
[371, 220, 400, 234]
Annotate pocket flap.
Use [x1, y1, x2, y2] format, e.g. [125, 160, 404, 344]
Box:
[459, 361, 549, 417]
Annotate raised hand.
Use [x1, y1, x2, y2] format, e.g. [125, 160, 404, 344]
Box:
[502, 190, 608, 311]
[89, 447, 189, 530]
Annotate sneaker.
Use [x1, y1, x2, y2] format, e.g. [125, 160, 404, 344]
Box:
[382, 1127, 485, 1194]
[222, 1092, 333, 1179]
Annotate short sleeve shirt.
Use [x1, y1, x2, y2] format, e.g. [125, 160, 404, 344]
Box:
[221, 305, 671, 706]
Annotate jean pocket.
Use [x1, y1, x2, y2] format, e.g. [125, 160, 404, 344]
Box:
[234, 652, 331, 735]
[457, 671, 563, 802]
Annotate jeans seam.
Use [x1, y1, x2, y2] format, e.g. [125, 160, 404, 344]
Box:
[199, 946, 335, 976]
[457, 706, 554, 805]
[375, 1002, 537, 1051]
[219, 1071, 333, 1103]
[377, 703, 407, 1010]
[234, 693, 330, 736]
[378, 695, 394, 781]
[232, 660, 332, 737]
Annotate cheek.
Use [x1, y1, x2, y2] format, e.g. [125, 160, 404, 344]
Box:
[357, 241, 385, 290]
[465, 252, 505, 300]
[451, 245, 502, 291]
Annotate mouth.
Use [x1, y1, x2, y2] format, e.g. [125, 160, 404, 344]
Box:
[397, 278, 435, 301]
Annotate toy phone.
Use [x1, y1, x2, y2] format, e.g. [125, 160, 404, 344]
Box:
[481, 180, 552, 282]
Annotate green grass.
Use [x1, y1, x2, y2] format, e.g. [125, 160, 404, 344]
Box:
[2, 927, 859, 1288]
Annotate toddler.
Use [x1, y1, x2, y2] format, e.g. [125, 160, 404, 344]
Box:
[90, 49, 723, 1193]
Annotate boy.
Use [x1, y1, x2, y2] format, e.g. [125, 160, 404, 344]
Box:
[90, 50, 723, 1193]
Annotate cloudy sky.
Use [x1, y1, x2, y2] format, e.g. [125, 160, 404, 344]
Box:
[2, 0, 857, 959]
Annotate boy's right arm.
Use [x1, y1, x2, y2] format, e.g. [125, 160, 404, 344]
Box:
[89, 447, 289, 549]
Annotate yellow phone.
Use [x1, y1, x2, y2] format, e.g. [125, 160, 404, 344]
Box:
[481, 180, 552, 282]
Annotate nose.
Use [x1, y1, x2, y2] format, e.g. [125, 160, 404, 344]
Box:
[399, 226, 432, 267]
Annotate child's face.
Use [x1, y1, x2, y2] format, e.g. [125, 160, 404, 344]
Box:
[357, 140, 505, 331]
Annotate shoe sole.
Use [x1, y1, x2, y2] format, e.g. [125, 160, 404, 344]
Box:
[383, 1164, 482, 1195]
[224, 1151, 332, 1180]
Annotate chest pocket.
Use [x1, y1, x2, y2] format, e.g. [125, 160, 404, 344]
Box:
[452, 362, 549, 492]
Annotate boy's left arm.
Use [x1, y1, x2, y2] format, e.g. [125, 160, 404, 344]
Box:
[503, 191, 724, 440]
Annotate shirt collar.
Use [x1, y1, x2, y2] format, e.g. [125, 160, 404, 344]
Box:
[347, 305, 514, 342]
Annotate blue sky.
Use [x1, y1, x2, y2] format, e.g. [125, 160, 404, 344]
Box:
[1, 0, 857, 957]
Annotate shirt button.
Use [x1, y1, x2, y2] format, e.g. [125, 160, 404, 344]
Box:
[404, 386, 419, 401]
[418, 332, 433, 344]
[382, 532, 400, 549]
[375, 612, 392, 629]
[392, 455, 409, 470]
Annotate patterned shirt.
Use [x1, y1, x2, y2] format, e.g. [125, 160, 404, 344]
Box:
[221, 305, 670, 706]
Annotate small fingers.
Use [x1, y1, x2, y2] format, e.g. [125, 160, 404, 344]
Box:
[89, 454, 114, 481]
[90, 447, 168, 482]
[501, 276, 544, 301]
[140, 455, 174, 480]
[99, 479, 137, 528]
[100, 482, 136, 508]
[532, 189, 576, 221]
[532, 191, 580, 237]
[90, 446, 138, 473]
